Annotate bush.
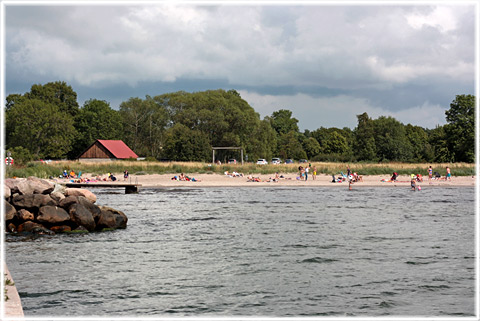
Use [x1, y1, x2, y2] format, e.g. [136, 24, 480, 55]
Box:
[7, 146, 34, 166]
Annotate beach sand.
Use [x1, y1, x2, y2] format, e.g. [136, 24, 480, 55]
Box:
[91, 173, 476, 188]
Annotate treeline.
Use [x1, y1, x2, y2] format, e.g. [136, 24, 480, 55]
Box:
[5, 81, 475, 164]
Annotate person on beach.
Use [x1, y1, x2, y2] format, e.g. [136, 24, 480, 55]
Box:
[446, 167, 451, 180]
[312, 166, 317, 180]
[428, 166, 433, 181]
[391, 172, 398, 182]
[124, 170, 129, 181]
[411, 177, 416, 191]
[305, 166, 309, 181]
[347, 165, 351, 177]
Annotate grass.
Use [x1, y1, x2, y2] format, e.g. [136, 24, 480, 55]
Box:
[4, 160, 476, 179]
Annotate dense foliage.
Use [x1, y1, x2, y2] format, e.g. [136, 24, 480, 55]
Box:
[4, 82, 476, 164]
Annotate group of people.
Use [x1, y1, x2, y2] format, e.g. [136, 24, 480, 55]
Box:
[297, 164, 317, 181]
[331, 165, 362, 184]
[428, 166, 451, 181]
[61, 169, 126, 182]
[224, 171, 243, 177]
[62, 169, 78, 179]
[171, 173, 200, 182]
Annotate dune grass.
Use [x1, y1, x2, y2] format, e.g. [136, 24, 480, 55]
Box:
[4, 160, 476, 179]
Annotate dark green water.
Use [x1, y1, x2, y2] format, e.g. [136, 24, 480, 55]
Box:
[5, 186, 476, 317]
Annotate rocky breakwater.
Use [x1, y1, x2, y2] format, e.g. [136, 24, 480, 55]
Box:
[4, 177, 128, 234]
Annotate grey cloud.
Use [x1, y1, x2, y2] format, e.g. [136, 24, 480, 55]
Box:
[4, 3, 476, 131]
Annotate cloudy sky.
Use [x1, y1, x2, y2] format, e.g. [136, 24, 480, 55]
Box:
[4, 1, 477, 130]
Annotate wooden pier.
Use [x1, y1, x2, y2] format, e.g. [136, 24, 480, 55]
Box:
[65, 182, 141, 194]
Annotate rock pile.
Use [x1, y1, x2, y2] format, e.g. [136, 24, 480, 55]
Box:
[4, 177, 128, 234]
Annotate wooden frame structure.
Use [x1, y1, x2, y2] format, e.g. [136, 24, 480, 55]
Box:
[212, 147, 244, 165]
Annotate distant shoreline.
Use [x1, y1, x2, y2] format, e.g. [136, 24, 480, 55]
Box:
[58, 173, 476, 189]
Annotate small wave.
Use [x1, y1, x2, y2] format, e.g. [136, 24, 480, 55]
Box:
[405, 260, 437, 265]
[379, 300, 395, 308]
[186, 217, 219, 221]
[419, 284, 451, 291]
[299, 257, 338, 263]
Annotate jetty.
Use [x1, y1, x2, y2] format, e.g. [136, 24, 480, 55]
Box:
[65, 182, 141, 194]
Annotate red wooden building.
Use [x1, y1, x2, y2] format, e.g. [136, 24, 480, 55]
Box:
[78, 140, 138, 161]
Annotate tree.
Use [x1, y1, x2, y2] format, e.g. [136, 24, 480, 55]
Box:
[405, 124, 430, 162]
[26, 81, 79, 117]
[277, 131, 307, 160]
[354, 113, 376, 161]
[373, 116, 412, 162]
[444, 94, 475, 162]
[303, 137, 321, 159]
[71, 99, 124, 158]
[5, 98, 76, 159]
[162, 123, 211, 161]
[119, 97, 169, 158]
[267, 109, 300, 135]
[428, 125, 453, 163]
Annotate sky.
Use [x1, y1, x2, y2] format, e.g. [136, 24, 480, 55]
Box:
[3, 1, 478, 130]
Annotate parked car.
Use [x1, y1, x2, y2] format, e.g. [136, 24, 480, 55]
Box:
[228, 158, 237, 164]
[299, 159, 308, 163]
[285, 159, 294, 164]
[256, 159, 268, 165]
[271, 158, 281, 164]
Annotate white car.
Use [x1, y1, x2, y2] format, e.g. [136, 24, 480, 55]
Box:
[271, 158, 281, 164]
[256, 159, 268, 165]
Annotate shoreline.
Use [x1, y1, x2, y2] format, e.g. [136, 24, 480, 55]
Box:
[59, 173, 476, 188]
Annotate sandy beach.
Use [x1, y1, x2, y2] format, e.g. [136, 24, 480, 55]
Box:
[72, 173, 476, 188]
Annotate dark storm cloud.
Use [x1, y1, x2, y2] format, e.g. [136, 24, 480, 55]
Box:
[4, 3, 476, 130]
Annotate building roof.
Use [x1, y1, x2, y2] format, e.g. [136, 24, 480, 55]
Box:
[96, 140, 138, 159]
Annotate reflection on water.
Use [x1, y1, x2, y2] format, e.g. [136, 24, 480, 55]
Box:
[6, 186, 476, 317]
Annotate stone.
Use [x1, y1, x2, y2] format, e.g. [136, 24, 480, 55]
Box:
[5, 202, 16, 221]
[17, 209, 34, 221]
[8, 179, 34, 195]
[4, 185, 11, 199]
[7, 223, 16, 233]
[12, 194, 56, 210]
[26, 177, 55, 194]
[52, 183, 67, 195]
[65, 188, 97, 203]
[17, 221, 53, 234]
[50, 225, 72, 233]
[77, 196, 102, 220]
[59, 195, 80, 209]
[37, 206, 70, 224]
[69, 203, 96, 232]
[97, 206, 128, 229]
[50, 191, 65, 203]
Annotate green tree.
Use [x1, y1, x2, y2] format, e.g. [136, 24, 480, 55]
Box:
[71, 99, 124, 158]
[302, 137, 321, 159]
[26, 81, 79, 117]
[354, 113, 376, 161]
[267, 109, 300, 135]
[153, 89, 269, 160]
[162, 123, 211, 161]
[5, 98, 76, 159]
[277, 131, 307, 160]
[428, 125, 453, 163]
[373, 116, 413, 162]
[444, 94, 475, 162]
[119, 96, 169, 158]
[405, 124, 430, 162]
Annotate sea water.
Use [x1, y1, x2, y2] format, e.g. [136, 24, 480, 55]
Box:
[5, 186, 476, 317]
